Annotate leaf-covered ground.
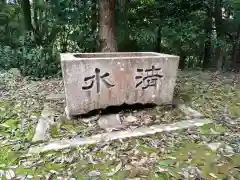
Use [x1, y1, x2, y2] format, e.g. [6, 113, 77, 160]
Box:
[0, 69, 239, 179]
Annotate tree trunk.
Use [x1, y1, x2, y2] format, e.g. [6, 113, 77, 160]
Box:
[202, 1, 213, 70]
[231, 25, 240, 70]
[20, 0, 33, 31]
[155, 26, 162, 52]
[203, 39, 212, 70]
[118, 0, 130, 52]
[179, 51, 186, 70]
[235, 45, 240, 71]
[214, 0, 224, 71]
[32, 0, 42, 45]
[216, 45, 224, 70]
[91, 0, 98, 52]
[99, 0, 117, 52]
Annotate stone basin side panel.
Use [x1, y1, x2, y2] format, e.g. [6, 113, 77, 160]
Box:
[61, 54, 179, 115]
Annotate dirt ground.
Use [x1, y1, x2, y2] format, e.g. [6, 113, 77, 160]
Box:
[0, 70, 239, 179]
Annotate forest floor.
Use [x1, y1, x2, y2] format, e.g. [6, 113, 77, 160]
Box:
[0, 69, 239, 180]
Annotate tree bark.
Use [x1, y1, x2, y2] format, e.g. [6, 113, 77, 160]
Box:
[32, 0, 42, 45]
[179, 51, 186, 70]
[20, 0, 33, 31]
[202, 0, 213, 70]
[20, 0, 45, 45]
[203, 39, 212, 70]
[235, 45, 240, 71]
[214, 0, 224, 71]
[216, 45, 224, 70]
[118, 0, 130, 52]
[99, 0, 117, 52]
[231, 25, 240, 70]
[91, 0, 98, 52]
[155, 26, 162, 52]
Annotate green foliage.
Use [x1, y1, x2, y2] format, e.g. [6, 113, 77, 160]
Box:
[0, 44, 60, 77]
[0, 2, 23, 47]
[0, 0, 95, 77]
[0, 0, 239, 77]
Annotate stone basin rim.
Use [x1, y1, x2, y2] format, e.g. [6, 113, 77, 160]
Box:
[61, 52, 179, 61]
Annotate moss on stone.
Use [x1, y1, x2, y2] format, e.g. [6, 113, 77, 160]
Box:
[60, 123, 85, 134]
[50, 124, 60, 138]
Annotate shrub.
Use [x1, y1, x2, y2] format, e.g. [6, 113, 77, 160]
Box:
[0, 45, 60, 78]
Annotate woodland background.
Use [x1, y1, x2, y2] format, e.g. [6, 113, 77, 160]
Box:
[1, 0, 240, 77]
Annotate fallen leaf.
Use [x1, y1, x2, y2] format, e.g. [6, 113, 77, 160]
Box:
[88, 170, 101, 177]
[0, 124, 10, 128]
[105, 161, 122, 176]
[87, 154, 98, 164]
[166, 156, 176, 160]
[157, 161, 169, 167]
[209, 173, 218, 178]
[5, 169, 15, 180]
[0, 164, 6, 168]
[156, 167, 168, 173]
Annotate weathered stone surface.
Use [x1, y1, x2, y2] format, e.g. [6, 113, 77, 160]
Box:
[179, 104, 203, 118]
[61, 52, 179, 117]
[28, 118, 212, 154]
[46, 93, 65, 101]
[80, 114, 100, 123]
[32, 105, 57, 142]
[32, 118, 53, 142]
[124, 115, 138, 123]
[97, 114, 125, 132]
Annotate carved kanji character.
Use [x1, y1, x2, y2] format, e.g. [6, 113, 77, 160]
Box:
[82, 68, 115, 93]
[135, 65, 163, 89]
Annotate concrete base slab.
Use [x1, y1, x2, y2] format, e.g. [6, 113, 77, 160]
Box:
[178, 104, 203, 118]
[46, 93, 65, 101]
[29, 118, 212, 154]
